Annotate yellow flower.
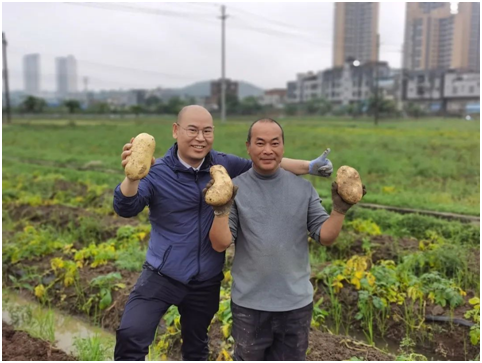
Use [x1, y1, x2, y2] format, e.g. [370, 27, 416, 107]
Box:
[34, 284, 46, 299]
[382, 186, 396, 194]
[354, 271, 364, 280]
[221, 323, 231, 338]
[51, 257, 65, 272]
[366, 272, 376, 287]
[332, 280, 343, 293]
[350, 276, 361, 290]
[223, 270, 232, 283]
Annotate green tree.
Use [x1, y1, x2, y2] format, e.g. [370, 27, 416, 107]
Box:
[219, 94, 240, 114]
[130, 105, 143, 117]
[90, 102, 110, 114]
[367, 94, 397, 118]
[405, 102, 424, 119]
[238, 96, 262, 115]
[145, 95, 161, 108]
[21, 96, 47, 113]
[166, 97, 186, 115]
[306, 97, 332, 115]
[64, 99, 81, 114]
[284, 103, 297, 116]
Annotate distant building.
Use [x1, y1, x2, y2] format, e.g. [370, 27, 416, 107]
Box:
[209, 79, 238, 106]
[403, 2, 480, 71]
[127, 89, 147, 106]
[333, 2, 379, 67]
[286, 60, 390, 106]
[401, 69, 480, 114]
[56, 55, 78, 99]
[260, 89, 287, 109]
[23, 54, 40, 96]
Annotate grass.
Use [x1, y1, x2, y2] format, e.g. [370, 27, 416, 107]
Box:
[2, 115, 480, 360]
[4, 301, 56, 344]
[3, 116, 479, 215]
[73, 334, 114, 361]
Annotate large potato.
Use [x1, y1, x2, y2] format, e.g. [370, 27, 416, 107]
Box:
[336, 165, 363, 204]
[125, 133, 156, 180]
[205, 165, 233, 206]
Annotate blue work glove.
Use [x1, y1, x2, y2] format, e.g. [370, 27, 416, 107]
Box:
[309, 148, 333, 177]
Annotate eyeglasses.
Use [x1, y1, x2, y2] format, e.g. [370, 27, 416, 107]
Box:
[176, 123, 215, 138]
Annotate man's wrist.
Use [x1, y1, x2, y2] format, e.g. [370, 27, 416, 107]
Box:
[332, 204, 349, 215]
[214, 210, 230, 217]
[331, 209, 347, 217]
[308, 160, 315, 174]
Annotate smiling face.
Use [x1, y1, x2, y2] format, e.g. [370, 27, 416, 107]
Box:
[246, 120, 284, 175]
[172, 105, 214, 167]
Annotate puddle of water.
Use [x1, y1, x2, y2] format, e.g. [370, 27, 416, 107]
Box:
[2, 289, 115, 358]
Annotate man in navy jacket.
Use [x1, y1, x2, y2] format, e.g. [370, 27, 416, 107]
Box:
[113, 105, 333, 360]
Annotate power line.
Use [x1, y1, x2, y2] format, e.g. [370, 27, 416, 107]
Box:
[67, 2, 216, 19]
[67, 2, 404, 54]
[8, 47, 202, 81]
[227, 4, 324, 37]
[65, 2, 219, 25]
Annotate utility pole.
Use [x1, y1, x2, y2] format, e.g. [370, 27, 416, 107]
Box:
[374, 33, 380, 125]
[220, 5, 228, 123]
[2, 32, 12, 124]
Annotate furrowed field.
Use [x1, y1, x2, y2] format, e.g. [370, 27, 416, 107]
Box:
[2, 117, 480, 361]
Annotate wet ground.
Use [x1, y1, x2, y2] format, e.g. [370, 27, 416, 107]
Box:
[2, 322, 76, 361]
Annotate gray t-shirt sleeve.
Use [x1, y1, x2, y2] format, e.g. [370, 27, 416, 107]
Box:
[228, 200, 239, 244]
[307, 186, 330, 241]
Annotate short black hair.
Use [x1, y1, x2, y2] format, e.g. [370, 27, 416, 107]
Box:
[247, 118, 285, 143]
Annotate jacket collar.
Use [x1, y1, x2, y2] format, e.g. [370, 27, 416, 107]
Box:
[165, 143, 213, 173]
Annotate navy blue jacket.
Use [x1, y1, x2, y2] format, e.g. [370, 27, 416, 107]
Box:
[113, 143, 251, 284]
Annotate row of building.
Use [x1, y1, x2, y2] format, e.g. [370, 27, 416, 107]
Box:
[277, 2, 480, 114]
[19, 2, 480, 115]
[23, 54, 78, 99]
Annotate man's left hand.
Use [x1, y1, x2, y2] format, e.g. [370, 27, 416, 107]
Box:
[309, 148, 333, 177]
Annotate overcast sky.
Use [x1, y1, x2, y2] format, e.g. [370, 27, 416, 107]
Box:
[2, 1, 406, 92]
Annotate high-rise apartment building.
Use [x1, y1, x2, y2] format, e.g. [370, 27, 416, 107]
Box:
[23, 53, 40, 95]
[333, 2, 379, 67]
[403, 2, 480, 71]
[56, 55, 78, 98]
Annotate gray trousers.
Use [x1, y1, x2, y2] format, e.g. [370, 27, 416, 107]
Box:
[231, 300, 313, 361]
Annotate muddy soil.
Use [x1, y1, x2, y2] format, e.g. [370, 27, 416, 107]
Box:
[307, 328, 392, 361]
[350, 235, 419, 263]
[164, 320, 392, 361]
[6, 204, 140, 239]
[2, 322, 76, 361]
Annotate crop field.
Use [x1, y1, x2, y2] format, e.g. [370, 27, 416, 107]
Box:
[2, 116, 480, 361]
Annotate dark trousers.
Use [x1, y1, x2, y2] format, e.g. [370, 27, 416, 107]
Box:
[114, 263, 222, 361]
[231, 300, 313, 361]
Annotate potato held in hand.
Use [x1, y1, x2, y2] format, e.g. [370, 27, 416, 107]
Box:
[125, 133, 156, 180]
[205, 165, 233, 206]
[336, 166, 363, 204]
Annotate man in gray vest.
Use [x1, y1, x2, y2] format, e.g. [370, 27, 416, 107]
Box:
[204, 118, 366, 361]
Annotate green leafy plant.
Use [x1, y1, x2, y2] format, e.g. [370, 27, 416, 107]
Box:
[311, 297, 329, 329]
[89, 272, 126, 310]
[464, 297, 480, 346]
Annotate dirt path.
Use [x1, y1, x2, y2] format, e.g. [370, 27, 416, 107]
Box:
[2, 322, 76, 361]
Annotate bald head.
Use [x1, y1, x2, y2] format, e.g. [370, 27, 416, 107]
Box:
[177, 105, 213, 125]
[247, 118, 284, 143]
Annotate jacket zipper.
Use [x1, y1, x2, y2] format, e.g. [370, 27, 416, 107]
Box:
[157, 245, 173, 275]
[195, 171, 202, 278]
